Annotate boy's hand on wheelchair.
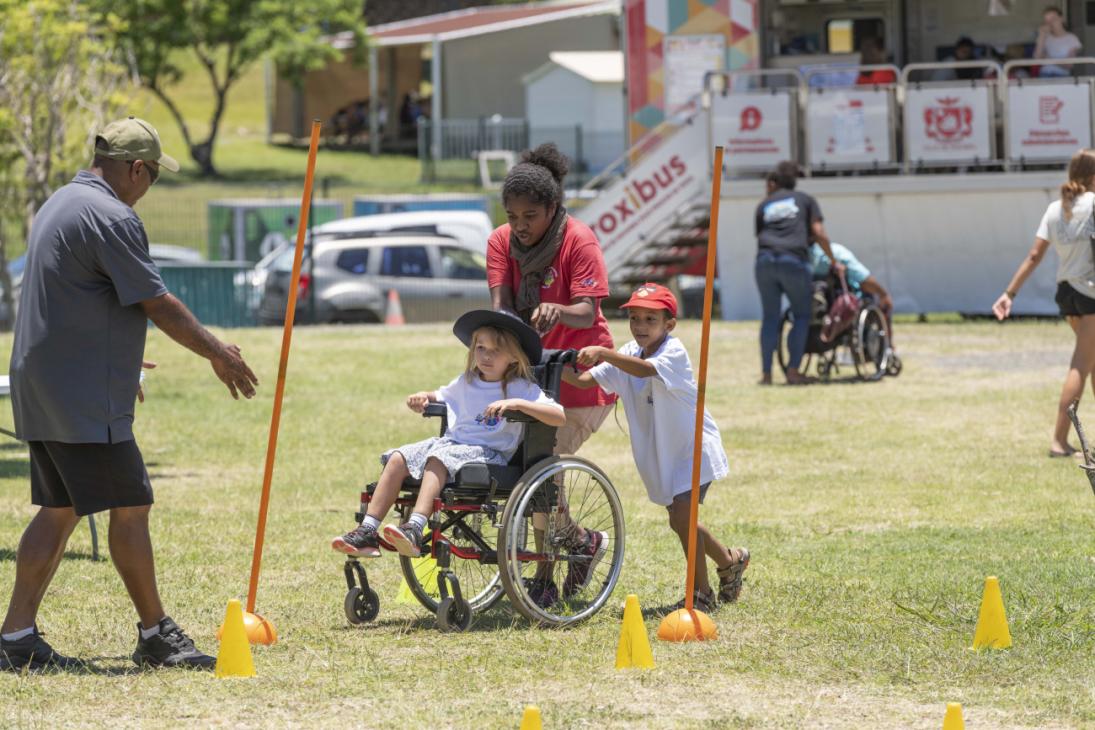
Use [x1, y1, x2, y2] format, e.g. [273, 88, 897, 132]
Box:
[576, 346, 605, 367]
[406, 392, 432, 413]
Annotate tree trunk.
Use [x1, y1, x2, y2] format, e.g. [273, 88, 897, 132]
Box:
[190, 140, 218, 178]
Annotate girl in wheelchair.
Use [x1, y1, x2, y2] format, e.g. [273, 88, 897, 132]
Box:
[331, 310, 564, 559]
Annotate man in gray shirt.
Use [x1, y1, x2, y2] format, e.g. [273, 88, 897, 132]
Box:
[1, 118, 259, 671]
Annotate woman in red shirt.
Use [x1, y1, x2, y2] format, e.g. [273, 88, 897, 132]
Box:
[486, 143, 615, 606]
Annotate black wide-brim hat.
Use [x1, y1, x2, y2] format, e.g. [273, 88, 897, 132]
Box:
[453, 309, 542, 365]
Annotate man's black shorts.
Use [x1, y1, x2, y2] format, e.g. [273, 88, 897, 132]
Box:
[1055, 281, 1095, 317]
[29, 440, 154, 516]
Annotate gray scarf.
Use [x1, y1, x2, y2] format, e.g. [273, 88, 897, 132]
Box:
[509, 206, 568, 320]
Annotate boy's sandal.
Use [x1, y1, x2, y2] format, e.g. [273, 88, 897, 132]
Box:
[717, 547, 751, 604]
[672, 590, 716, 613]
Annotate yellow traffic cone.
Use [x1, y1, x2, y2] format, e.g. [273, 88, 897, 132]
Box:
[519, 705, 542, 730]
[615, 594, 655, 669]
[942, 702, 965, 730]
[971, 576, 1012, 650]
[395, 555, 441, 605]
[215, 599, 256, 678]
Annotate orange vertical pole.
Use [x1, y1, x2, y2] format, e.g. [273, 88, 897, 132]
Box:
[246, 119, 322, 614]
[684, 145, 724, 612]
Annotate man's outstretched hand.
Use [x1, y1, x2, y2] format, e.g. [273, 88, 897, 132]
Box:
[211, 344, 258, 399]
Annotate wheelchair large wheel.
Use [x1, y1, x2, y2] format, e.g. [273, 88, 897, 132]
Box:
[398, 505, 505, 615]
[496, 456, 625, 628]
[776, 309, 813, 377]
[852, 305, 890, 382]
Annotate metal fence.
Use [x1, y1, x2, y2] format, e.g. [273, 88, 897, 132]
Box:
[418, 118, 625, 186]
[158, 262, 255, 328]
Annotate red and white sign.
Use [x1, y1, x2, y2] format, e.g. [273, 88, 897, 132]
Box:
[711, 93, 794, 173]
[1007, 83, 1092, 161]
[905, 86, 993, 163]
[575, 118, 708, 273]
[807, 89, 893, 167]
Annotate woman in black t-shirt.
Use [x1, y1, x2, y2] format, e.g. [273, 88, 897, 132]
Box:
[754, 161, 843, 385]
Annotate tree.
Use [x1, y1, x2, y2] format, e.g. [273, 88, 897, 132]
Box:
[0, 0, 128, 329]
[107, 0, 368, 177]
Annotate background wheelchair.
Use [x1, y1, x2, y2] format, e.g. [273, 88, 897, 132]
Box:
[777, 275, 902, 382]
[341, 349, 626, 632]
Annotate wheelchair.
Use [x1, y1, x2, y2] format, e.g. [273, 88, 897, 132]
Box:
[777, 276, 902, 382]
[340, 349, 626, 632]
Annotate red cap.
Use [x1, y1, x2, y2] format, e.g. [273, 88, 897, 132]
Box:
[621, 283, 677, 317]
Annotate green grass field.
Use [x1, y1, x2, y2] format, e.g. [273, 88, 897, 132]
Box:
[0, 319, 1092, 728]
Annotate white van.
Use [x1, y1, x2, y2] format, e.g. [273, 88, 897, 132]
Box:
[310, 210, 494, 253]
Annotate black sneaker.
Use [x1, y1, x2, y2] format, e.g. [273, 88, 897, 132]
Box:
[331, 524, 381, 557]
[383, 522, 424, 557]
[132, 617, 214, 670]
[0, 628, 81, 672]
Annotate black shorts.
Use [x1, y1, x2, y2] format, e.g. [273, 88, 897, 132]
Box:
[29, 440, 154, 517]
[666, 482, 710, 511]
[1055, 281, 1095, 317]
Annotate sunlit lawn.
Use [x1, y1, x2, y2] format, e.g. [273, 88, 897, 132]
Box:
[0, 319, 1092, 728]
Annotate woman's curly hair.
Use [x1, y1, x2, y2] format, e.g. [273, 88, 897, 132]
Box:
[502, 143, 569, 207]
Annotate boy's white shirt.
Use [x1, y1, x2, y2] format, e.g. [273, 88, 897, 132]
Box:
[437, 373, 559, 459]
[588, 335, 729, 506]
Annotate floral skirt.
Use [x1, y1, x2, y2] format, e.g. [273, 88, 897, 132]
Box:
[382, 436, 507, 480]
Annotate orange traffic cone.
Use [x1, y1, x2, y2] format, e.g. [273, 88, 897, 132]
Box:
[385, 288, 405, 326]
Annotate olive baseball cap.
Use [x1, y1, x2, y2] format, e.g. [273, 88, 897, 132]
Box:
[95, 116, 179, 172]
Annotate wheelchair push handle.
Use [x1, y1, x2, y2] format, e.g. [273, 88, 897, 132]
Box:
[422, 402, 447, 418]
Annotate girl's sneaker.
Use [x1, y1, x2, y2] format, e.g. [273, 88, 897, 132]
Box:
[383, 522, 424, 557]
[524, 578, 559, 609]
[563, 530, 607, 597]
[331, 524, 381, 557]
[717, 547, 750, 604]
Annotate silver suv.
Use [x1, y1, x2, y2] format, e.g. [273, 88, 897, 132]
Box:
[257, 235, 492, 325]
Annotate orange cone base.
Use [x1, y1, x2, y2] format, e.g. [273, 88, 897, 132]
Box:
[217, 611, 278, 645]
[656, 608, 718, 642]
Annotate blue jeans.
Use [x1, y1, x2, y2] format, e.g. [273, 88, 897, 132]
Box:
[755, 251, 812, 375]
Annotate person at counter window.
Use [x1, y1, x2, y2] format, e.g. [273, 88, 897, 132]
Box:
[933, 37, 985, 81]
[1034, 6, 1082, 78]
[855, 37, 897, 85]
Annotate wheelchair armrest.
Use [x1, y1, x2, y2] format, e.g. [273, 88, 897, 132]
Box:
[422, 402, 447, 418]
[502, 409, 535, 423]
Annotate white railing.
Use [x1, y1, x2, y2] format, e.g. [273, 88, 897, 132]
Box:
[900, 61, 1003, 172]
[1001, 57, 1095, 168]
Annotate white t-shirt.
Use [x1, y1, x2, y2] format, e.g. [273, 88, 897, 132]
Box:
[437, 373, 559, 459]
[589, 336, 729, 506]
[1044, 32, 1082, 60]
[1035, 191, 1095, 298]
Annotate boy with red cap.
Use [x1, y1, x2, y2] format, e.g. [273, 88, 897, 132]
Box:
[562, 283, 749, 611]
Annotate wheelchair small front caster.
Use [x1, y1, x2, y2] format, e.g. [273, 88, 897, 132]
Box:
[436, 596, 472, 632]
[345, 585, 380, 625]
[887, 353, 902, 376]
